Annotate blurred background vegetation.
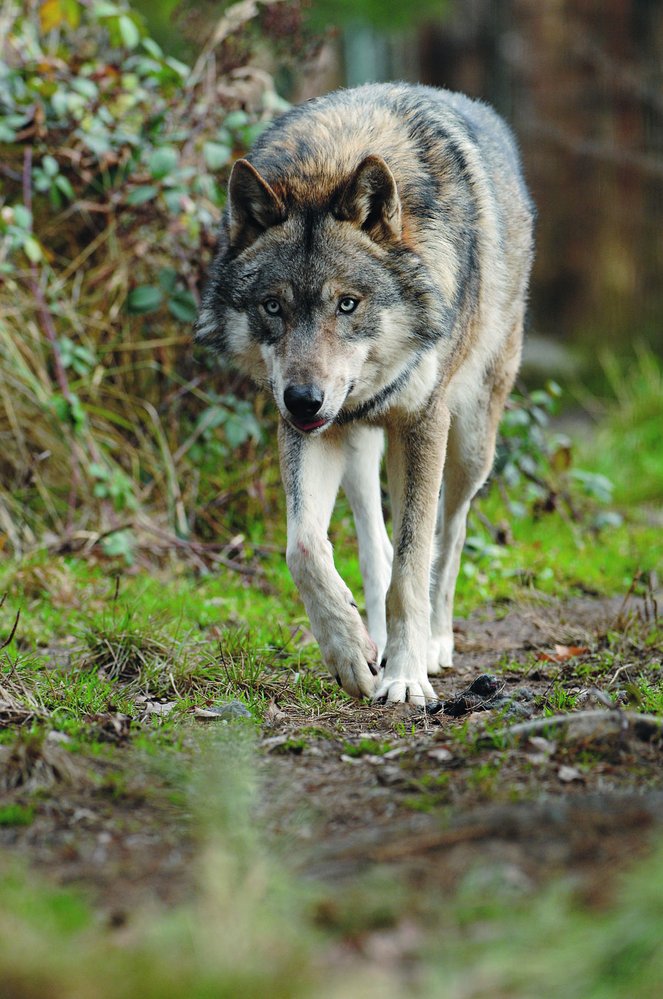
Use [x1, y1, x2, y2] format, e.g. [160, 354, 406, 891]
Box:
[0, 0, 661, 562]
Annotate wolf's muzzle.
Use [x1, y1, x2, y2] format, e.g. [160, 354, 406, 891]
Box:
[283, 384, 327, 431]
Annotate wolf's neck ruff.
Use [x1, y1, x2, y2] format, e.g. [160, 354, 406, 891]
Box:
[336, 351, 427, 425]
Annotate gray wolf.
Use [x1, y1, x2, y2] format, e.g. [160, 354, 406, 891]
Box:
[195, 82, 535, 704]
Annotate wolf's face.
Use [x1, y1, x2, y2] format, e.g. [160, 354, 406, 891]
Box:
[226, 211, 406, 433]
[196, 156, 423, 435]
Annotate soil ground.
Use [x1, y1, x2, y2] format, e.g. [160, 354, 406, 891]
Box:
[1, 592, 661, 932]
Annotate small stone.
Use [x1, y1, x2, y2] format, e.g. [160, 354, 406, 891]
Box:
[468, 674, 500, 698]
[528, 736, 557, 755]
[558, 765, 583, 783]
[212, 700, 253, 720]
[501, 701, 533, 720]
[512, 687, 535, 702]
[46, 731, 72, 744]
[194, 700, 252, 721]
[424, 699, 444, 714]
[443, 674, 504, 717]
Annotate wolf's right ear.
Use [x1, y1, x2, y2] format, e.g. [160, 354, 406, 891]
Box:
[227, 159, 286, 252]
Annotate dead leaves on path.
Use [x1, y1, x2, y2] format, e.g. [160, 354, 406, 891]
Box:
[536, 644, 589, 663]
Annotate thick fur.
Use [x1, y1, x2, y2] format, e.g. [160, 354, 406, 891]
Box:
[195, 83, 535, 704]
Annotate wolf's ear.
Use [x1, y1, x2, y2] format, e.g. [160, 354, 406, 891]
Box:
[335, 155, 402, 244]
[228, 159, 286, 252]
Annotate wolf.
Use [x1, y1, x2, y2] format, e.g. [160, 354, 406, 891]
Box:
[195, 82, 534, 704]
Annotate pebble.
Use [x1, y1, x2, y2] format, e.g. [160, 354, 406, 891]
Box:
[213, 700, 253, 720]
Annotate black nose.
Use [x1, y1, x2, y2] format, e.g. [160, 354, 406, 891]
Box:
[283, 384, 324, 420]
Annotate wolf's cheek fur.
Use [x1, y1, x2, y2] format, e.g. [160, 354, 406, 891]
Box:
[218, 309, 269, 383]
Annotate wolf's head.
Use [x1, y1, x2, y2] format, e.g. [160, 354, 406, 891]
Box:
[195, 155, 443, 434]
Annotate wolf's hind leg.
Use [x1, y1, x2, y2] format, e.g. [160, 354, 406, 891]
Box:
[374, 400, 450, 705]
[429, 328, 521, 674]
[427, 460, 476, 674]
[342, 426, 392, 658]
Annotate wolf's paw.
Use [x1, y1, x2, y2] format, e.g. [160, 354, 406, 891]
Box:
[323, 615, 379, 699]
[427, 634, 454, 675]
[373, 674, 437, 706]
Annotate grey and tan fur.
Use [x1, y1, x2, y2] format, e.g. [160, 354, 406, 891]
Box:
[195, 83, 534, 704]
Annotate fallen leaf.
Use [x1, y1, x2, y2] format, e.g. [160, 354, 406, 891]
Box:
[537, 644, 589, 663]
[143, 701, 177, 717]
[264, 700, 287, 724]
[83, 712, 131, 744]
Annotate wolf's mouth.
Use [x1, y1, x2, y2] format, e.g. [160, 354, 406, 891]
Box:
[291, 416, 329, 433]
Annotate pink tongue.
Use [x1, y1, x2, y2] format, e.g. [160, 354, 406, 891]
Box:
[296, 417, 327, 431]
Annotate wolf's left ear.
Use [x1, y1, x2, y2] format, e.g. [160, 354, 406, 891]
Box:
[228, 159, 286, 252]
[335, 155, 402, 244]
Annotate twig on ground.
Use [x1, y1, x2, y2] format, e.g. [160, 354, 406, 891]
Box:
[608, 663, 634, 687]
[490, 709, 663, 745]
[0, 609, 20, 651]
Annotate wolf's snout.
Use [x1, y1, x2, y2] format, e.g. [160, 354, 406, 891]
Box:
[283, 384, 324, 421]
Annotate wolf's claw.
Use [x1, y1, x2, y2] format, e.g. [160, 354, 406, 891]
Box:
[373, 676, 437, 706]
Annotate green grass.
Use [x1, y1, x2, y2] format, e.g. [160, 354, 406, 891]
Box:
[342, 737, 393, 757]
[1, 484, 656, 753]
[577, 347, 663, 507]
[0, 549, 350, 754]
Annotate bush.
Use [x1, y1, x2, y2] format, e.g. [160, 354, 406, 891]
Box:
[0, 0, 288, 558]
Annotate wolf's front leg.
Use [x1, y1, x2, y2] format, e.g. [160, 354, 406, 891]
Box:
[341, 426, 392, 659]
[279, 423, 379, 698]
[375, 401, 450, 705]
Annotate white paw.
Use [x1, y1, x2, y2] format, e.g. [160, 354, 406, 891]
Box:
[321, 612, 379, 699]
[427, 634, 454, 675]
[373, 674, 437, 705]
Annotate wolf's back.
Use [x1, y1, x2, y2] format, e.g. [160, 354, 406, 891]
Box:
[249, 84, 531, 223]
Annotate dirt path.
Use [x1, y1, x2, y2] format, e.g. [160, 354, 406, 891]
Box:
[259, 594, 663, 904]
[1, 594, 661, 920]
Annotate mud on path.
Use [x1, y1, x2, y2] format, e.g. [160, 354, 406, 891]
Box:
[1, 594, 662, 921]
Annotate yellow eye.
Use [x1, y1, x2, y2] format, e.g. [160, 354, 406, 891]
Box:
[338, 296, 359, 314]
[263, 298, 282, 316]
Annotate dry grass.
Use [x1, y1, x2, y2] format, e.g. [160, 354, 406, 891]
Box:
[0, 1, 287, 560]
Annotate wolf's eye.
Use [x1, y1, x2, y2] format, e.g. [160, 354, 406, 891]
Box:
[263, 298, 282, 317]
[338, 296, 359, 314]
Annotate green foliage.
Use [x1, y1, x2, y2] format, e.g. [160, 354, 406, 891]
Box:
[307, 0, 447, 31]
[0, 803, 35, 827]
[0, 1, 288, 555]
[578, 348, 663, 506]
[494, 379, 619, 523]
